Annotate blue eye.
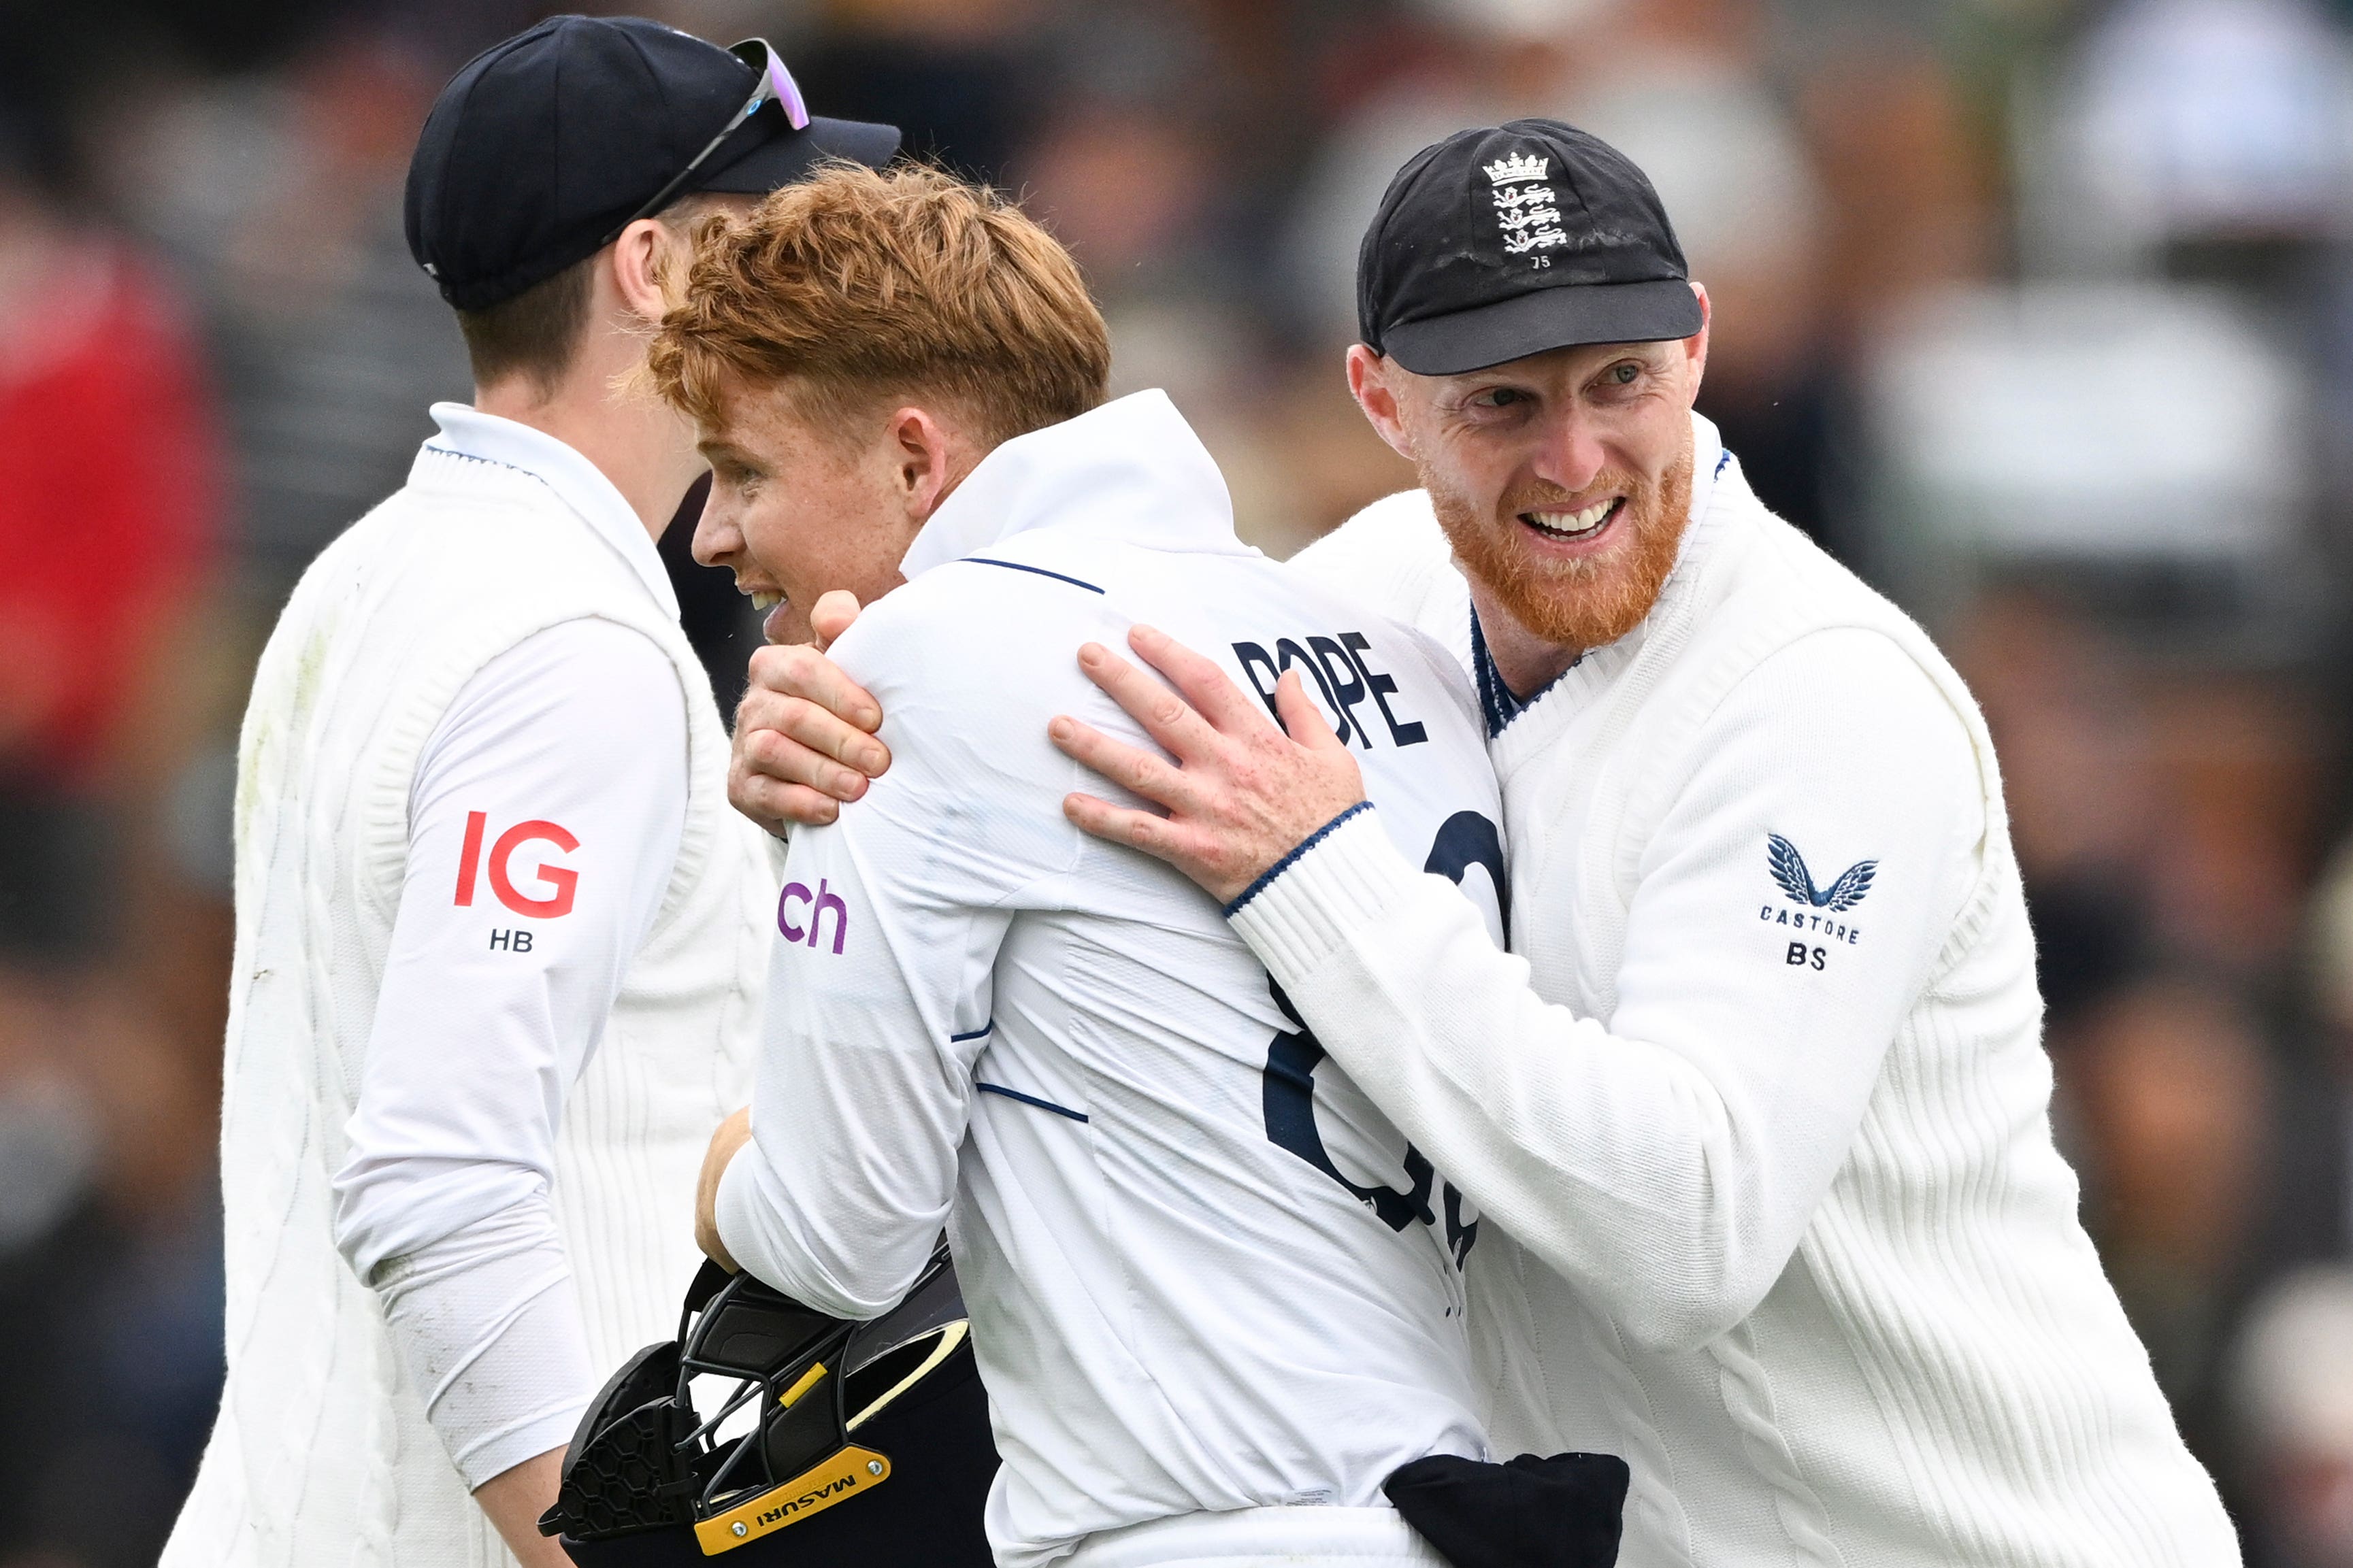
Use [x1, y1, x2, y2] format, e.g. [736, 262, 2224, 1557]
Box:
[1610, 363, 1639, 385]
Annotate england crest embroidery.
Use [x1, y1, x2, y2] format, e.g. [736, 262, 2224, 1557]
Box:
[1485, 150, 1568, 267]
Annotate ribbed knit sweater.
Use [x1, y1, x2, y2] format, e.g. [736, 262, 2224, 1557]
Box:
[1245, 417, 2239, 1567]
[163, 432, 774, 1567]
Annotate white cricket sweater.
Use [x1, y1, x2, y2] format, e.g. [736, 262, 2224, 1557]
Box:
[164, 414, 774, 1567]
[1247, 415, 2240, 1567]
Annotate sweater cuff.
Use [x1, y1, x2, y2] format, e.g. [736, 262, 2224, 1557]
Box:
[1225, 805, 1421, 986]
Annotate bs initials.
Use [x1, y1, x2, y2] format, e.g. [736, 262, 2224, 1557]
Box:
[455, 812, 579, 918]
[1786, 942, 1827, 971]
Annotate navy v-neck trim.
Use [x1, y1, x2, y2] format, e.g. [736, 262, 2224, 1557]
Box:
[1470, 607, 1579, 740]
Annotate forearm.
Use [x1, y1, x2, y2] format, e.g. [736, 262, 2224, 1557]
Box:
[1226, 632, 1985, 1351]
[474, 1447, 572, 1567]
[695, 1105, 753, 1271]
[712, 986, 961, 1318]
[1231, 810, 1769, 1349]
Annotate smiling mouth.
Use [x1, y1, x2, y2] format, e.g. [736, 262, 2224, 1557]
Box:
[1521, 496, 1624, 542]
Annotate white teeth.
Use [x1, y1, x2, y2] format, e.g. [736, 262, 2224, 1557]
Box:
[752, 592, 782, 611]
[1525, 498, 1617, 537]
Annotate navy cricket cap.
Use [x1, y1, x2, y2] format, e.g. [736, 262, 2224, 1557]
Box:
[406, 16, 901, 311]
[1358, 118, 1703, 376]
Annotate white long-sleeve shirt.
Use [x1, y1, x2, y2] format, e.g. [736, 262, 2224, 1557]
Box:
[332, 616, 687, 1485]
[1242, 420, 2240, 1566]
[716, 392, 1499, 1568]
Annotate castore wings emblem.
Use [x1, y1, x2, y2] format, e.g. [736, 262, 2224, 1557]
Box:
[1766, 833, 1876, 914]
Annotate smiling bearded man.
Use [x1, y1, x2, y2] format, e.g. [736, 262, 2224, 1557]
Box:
[1038, 119, 2243, 1567]
[1406, 365, 1694, 684]
[717, 119, 2243, 1567]
[1423, 389, 1692, 659]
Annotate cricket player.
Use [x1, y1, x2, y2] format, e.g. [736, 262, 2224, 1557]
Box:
[729, 122, 2242, 1564]
[163, 21, 895, 1567]
[660, 166, 1558, 1568]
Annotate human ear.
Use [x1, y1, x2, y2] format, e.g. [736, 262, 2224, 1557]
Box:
[609, 218, 671, 324]
[1347, 345, 1417, 461]
[890, 407, 956, 522]
[1681, 283, 1711, 397]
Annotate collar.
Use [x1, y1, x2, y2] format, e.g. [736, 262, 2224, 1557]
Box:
[417, 403, 680, 618]
[1685, 411, 1727, 537]
[900, 390, 1252, 582]
[1470, 609, 1583, 739]
[1626, 410, 1731, 656]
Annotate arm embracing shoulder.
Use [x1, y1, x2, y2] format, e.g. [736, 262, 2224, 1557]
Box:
[716, 589, 1089, 1318]
[1229, 627, 1986, 1351]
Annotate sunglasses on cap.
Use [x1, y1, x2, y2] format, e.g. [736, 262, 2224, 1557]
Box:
[599, 37, 812, 246]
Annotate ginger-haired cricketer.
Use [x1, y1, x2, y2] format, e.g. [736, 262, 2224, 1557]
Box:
[660, 166, 1628, 1568]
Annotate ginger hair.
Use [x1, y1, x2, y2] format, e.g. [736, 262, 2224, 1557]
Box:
[648, 163, 1110, 445]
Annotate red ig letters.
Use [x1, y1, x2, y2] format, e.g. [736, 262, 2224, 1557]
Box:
[454, 811, 580, 918]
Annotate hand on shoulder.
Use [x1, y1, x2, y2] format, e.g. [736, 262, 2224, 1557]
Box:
[729, 590, 891, 837]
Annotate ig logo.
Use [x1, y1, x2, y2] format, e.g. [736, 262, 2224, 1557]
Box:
[455, 812, 578, 918]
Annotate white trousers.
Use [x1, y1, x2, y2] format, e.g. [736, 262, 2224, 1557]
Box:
[1064, 1505, 1448, 1568]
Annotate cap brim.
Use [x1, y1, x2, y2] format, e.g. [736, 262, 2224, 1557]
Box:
[695, 115, 902, 194]
[1381, 278, 1703, 376]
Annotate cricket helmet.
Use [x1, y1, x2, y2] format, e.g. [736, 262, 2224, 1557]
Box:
[541, 1242, 994, 1563]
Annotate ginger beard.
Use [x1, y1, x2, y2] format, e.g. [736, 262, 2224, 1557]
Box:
[1424, 437, 1694, 658]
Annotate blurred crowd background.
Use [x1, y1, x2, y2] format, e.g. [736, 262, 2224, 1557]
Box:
[6, 0, 2353, 1561]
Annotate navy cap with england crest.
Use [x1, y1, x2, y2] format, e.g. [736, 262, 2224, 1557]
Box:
[406, 16, 900, 312]
[1357, 118, 1704, 376]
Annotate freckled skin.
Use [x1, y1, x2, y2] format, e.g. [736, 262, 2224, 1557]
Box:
[689, 381, 978, 648]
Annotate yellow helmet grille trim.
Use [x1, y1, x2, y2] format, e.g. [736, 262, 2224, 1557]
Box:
[693, 1444, 891, 1555]
[776, 1361, 828, 1409]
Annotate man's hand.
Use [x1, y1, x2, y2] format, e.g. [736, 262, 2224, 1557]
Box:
[730, 590, 891, 837]
[1047, 625, 1367, 905]
[474, 1447, 572, 1567]
[695, 1106, 754, 1273]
